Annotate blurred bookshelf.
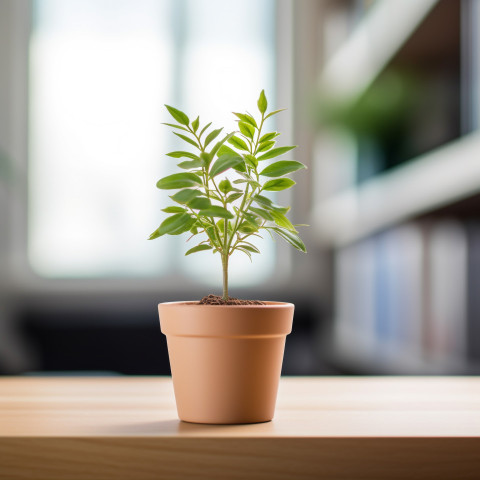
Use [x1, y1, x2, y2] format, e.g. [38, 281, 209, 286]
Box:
[312, 0, 480, 374]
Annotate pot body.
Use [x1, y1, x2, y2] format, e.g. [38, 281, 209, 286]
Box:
[159, 301, 294, 424]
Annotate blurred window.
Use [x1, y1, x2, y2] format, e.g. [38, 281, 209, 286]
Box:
[29, 0, 276, 286]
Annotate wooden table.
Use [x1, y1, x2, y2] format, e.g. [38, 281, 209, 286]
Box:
[0, 377, 479, 479]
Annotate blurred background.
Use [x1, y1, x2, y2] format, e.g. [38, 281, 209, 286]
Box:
[0, 0, 479, 376]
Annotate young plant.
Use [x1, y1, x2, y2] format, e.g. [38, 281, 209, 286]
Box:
[149, 90, 306, 301]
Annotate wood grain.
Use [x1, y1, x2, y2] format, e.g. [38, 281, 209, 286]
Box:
[1, 377, 480, 479]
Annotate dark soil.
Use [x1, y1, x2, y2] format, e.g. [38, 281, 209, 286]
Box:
[198, 294, 265, 305]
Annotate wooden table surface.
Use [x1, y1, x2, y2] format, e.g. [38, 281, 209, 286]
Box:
[1, 376, 479, 479]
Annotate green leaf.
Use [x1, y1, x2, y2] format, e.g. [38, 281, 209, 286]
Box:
[199, 122, 212, 138]
[208, 192, 222, 202]
[166, 151, 199, 160]
[177, 159, 204, 169]
[217, 144, 237, 157]
[254, 194, 273, 207]
[205, 128, 223, 148]
[233, 161, 246, 173]
[238, 243, 260, 254]
[254, 194, 290, 214]
[260, 160, 306, 177]
[238, 121, 255, 140]
[244, 212, 261, 227]
[200, 152, 212, 167]
[210, 132, 235, 157]
[205, 225, 217, 241]
[209, 154, 244, 178]
[170, 216, 196, 235]
[271, 210, 296, 231]
[148, 228, 161, 240]
[265, 108, 286, 120]
[219, 179, 234, 194]
[185, 244, 212, 256]
[162, 123, 189, 132]
[173, 132, 199, 149]
[216, 219, 225, 233]
[237, 172, 260, 187]
[198, 206, 234, 219]
[233, 112, 257, 128]
[259, 132, 278, 143]
[170, 189, 203, 204]
[192, 116, 200, 132]
[238, 222, 258, 233]
[237, 247, 252, 261]
[228, 136, 249, 151]
[257, 145, 296, 161]
[226, 192, 243, 203]
[257, 141, 275, 153]
[263, 178, 296, 191]
[244, 154, 258, 168]
[187, 197, 211, 210]
[257, 90, 268, 114]
[162, 206, 186, 213]
[271, 227, 307, 252]
[216, 218, 233, 234]
[157, 173, 202, 190]
[249, 206, 274, 221]
[238, 171, 255, 181]
[152, 213, 194, 237]
[268, 203, 290, 214]
[165, 105, 189, 126]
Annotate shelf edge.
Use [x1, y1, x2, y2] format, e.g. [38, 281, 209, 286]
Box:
[320, 0, 438, 101]
[312, 132, 480, 246]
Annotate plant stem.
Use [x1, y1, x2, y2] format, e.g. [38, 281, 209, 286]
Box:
[221, 253, 228, 301]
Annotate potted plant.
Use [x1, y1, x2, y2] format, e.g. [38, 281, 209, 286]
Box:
[150, 90, 306, 424]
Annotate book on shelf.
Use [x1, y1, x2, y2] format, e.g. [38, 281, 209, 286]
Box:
[426, 220, 467, 362]
[333, 222, 426, 366]
[332, 218, 479, 372]
[333, 238, 377, 356]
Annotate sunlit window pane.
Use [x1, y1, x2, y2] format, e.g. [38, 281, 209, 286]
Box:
[29, 0, 276, 285]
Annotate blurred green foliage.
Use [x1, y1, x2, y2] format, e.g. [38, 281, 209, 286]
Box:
[315, 70, 421, 138]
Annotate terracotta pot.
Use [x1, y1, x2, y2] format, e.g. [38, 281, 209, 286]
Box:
[158, 301, 294, 424]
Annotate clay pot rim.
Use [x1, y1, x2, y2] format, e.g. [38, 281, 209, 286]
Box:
[159, 300, 294, 309]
